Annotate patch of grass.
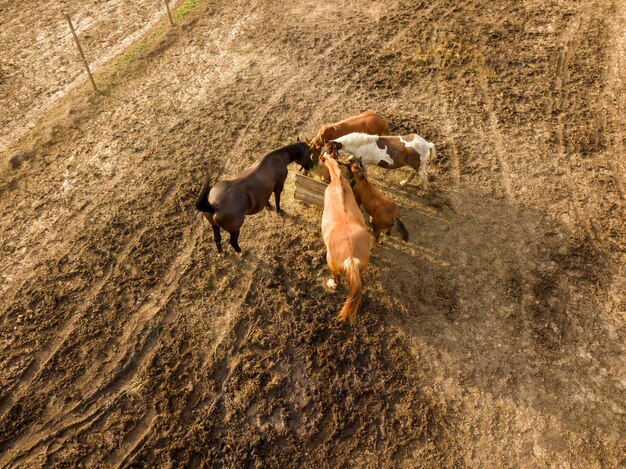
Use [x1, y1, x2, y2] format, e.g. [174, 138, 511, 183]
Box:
[119, 26, 165, 65]
[3, 0, 181, 166]
[173, 0, 198, 21]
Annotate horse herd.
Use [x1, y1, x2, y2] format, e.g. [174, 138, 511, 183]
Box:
[196, 111, 436, 321]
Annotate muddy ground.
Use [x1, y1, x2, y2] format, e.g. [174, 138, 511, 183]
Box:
[0, 0, 625, 467]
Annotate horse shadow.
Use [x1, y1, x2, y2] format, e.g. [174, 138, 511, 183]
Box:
[355, 180, 621, 443]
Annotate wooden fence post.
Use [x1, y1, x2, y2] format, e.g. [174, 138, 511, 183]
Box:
[64, 13, 99, 93]
[164, 0, 175, 27]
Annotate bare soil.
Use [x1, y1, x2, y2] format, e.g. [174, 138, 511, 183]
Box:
[0, 0, 625, 467]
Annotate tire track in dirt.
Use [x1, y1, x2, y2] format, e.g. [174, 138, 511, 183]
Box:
[0, 166, 134, 302]
[0, 185, 190, 465]
[2, 43, 287, 453]
[0, 219, 149, 423]
[379, 1, 426, 49]
[104, 408, 157, 468]
[0, 225, 148, 466]
[547, 7, 605, 252]
[472, 56, 535, 349]
[476, 60, 516, 199]
[433, 32, 461, 184]
[8, 407, 112, 468]
[603, 0, 626, 206]
[599, 0, 626, 347]
[0, 219, 199, 466]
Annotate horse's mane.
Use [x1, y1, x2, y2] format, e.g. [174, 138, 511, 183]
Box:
[327, 157, 356, 255]
[265, 141, 306, 160]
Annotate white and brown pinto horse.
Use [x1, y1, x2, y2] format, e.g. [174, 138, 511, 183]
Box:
[324, 132, 436, 188]
[307, 111, 390, 157]
[321, 153, 370, 322]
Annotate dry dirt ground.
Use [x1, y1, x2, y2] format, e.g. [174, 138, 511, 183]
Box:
[0, 0, 625, 467]
[0, 0, 180, 153]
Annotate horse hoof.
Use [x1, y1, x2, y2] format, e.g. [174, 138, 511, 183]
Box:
[326, 278, 337, 290]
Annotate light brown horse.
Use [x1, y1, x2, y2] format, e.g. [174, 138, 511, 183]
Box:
[196, 142, 313, 253]
[306, 112, 390, 182]
[348, 158, 409, 243]
[324, 132, 436, 188]
[321, 153, 370, 321]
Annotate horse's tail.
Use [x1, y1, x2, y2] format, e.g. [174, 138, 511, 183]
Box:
[395, 217, 409, 241]
[195, 174, 215, 213]
[339, 257, 362, 322]
[428, 142, 437, 162]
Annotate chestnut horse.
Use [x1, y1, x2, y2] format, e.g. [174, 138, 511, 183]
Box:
[321, 153, 370, 321]
[348, 158, 409, 243]
[324, 132, 436, 188]
[196, 142, 313, 253]
[308, 111, 390, 156]
[306, 112, 390, 182]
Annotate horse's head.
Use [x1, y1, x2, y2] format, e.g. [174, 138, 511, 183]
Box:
[323, 141, 342, 156]
[297, 136, 319, 162]
[310, 141, 323, 159]
[298, 135, 312, 149]
[320, 146, 340, 162]
[348, 156, 367, 180]
[294, 141, 314, 170]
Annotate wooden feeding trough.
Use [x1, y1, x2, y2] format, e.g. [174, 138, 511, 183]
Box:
[294, 173, 327, 208]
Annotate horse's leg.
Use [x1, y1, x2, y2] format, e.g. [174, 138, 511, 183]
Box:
[371, 217, 384, 244]
[274, 181, 285, 212]
[212, 225, 223, 253]
[373, 227, 383, 244]
[206, 214, 223, 253]
[401, 151, 428, 188]
[410, 151, 429, 189]
[399, 168, 416, 186]
[327, 272, 341, 289]
[274, 190, 282, 212]
[418, 162, 429, 189]
[229, 231, 242, 253]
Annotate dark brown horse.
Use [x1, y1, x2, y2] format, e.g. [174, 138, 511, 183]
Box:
[196, 142, 313, 253]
